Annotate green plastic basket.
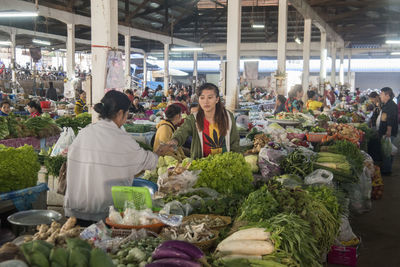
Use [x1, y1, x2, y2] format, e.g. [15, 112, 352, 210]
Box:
[111, 186, 152, 212]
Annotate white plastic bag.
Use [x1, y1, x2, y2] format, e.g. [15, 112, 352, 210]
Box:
[50, 127, 76, 156]
[335, 216, 357, 244]
[347, 166, 372, 214]
[160, 200, 193, 216]
[304, 169, 334, 186]
[392, 143, 398, 155]
[105, 51, 125, 91]
[157, 170, 200, 195]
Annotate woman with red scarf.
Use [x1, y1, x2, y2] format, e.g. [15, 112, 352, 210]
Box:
[27, 101, 42, 117]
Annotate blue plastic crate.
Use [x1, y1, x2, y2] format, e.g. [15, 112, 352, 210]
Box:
[132, 178, 158, 195]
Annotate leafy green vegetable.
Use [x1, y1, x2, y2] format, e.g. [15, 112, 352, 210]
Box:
[44, 155, 67, 177]
[0, 117, 10, 139]
[0, 145, 40, 193]
[123, 124, 154, 133]
[306, 185, 341, 220]
[24, 116, 61, 138]
[56, 113, 91, 135]
[280, 150, 314, 178]
[237, 185, 279, 222]
[242, 213, 321, 267]
[190, 152, 254, 195]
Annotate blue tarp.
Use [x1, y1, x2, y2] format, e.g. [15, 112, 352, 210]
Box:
[0, 183, 49, 211]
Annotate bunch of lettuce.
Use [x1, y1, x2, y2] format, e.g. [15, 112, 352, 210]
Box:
[190, 152, 254, 195]
[0, 145, 40, 193]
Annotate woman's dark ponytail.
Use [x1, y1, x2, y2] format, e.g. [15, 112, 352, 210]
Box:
[94, 90, 131, 119]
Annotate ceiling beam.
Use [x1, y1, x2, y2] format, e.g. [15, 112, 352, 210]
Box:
[3, 0, 198, 47]
[288, 0, 343, 44]
[125, 0, 152, 23]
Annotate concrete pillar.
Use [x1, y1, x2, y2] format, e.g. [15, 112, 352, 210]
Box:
[10, 30, 16, 84]
[56, 51, 60, 70]
[347, 49, 352, 87]
[226, 0, 241, 111]
[330, 42, 337, 86]
[164, 43, 169, 96]
[90, 0, 118, 121]
[219, 55, 226, 96]
[124, 34, 131, 89]
[143, 52, 147, 89]
[339, 46, 345, 85]
[277, 0, 288, 95]
[302, 18, 311, 96]
[193, 51, 198, 90]
[66, 23, 75, 99]
[319, 30, 327, 86]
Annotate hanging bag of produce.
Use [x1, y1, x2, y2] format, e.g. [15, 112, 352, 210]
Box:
[381, 137, 392, 158]
[51, 127, 76, 157]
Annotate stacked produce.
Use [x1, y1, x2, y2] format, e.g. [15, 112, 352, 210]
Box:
[160, 221, 216, 243]
[190, 152, 254, 196]
[20, 238, 113, 267]
[314, 152, 358, 183]
[110, 236, 163, 266]
[147, 240, 208, 267]
[245, 133, 270, 154]
[280, 149, 314, 178]
[0, 144, 40, 193]
[323, 123, 363, 144]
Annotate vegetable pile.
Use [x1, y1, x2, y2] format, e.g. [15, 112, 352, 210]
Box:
[314, 152, 358, 184]
[0, 145, 40, 193]
[190, 152, 254, 195]
[280, 149, 314, 178]
[55, 113, 92, 134]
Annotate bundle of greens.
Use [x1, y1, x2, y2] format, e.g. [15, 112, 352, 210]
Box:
[123, 124, 154, 133]
[0, 145, 40, 193]
[0, 117, 9, 139]
[56, 113, 92, 135]
[237, 185, 279, 222]
[25, 116, 61, 138]
[190, 152, 254, 195]
[44, 155, 67, 177]
[196, 194, 244, 218]
[305, 185, 341, 219]
[242, 213, 321, 267]
[280, 149, 314, 178]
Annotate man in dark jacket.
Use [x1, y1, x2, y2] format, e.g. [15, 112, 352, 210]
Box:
[379, 87, 398, 174]
[45, 81, 58, 101]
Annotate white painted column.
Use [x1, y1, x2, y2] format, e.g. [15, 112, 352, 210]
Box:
[10, 30, 16, 84]
[219, 55, 226, 96]
[319, 30, 327, 85]
[347, 49, 352, 86]
[339, 46, 345, 85]
[90, 0, 118, 121]
[193, 51, 198, 90]
[163, 43, 169, 96]
[143, 52, 147, 89]
[330, 42, 337, 86]
[66, 23, 75, 99]
[277, 0, 288, 95]
[56, 51, 60, 70]
[225, 0, 241, 111]
[302, 18, 311, 96]
[124, 34, 131, 89]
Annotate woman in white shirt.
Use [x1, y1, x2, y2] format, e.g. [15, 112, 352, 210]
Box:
[64, 90, 171, 225]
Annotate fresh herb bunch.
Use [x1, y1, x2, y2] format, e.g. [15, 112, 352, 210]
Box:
[44, 155, 67, 177]
[280, 150, 314, 178]
[306, 185, 341, 219]
[190, 152, 254, 195]
[242, 213, 321, 267]
[25, 116, 61, 138]
[0, 145, 40, 193]
[237, 185, 279, 222]
[56, 113, 92, 134]
[196, 194, 245, 218]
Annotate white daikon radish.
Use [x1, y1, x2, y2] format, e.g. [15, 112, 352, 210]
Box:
[216, 240, 274, 256]
[223, 228, 270, 243]
[220, 254, 262, 260]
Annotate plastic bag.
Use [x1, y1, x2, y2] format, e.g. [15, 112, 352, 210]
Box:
[259, 147, 287, 164]
[108, 206, 123, 224]
[346, 166, 372, 214]
[105, 51, 125, 91]
[50, 127, 75, 156]
[392, 143, 398, 155]
[381, 137, 392, 158]
[304, 169, 334, 186]
[157, 170, 200, 195]
[335, 216, 357, 244]
[160, 200, 193, 217]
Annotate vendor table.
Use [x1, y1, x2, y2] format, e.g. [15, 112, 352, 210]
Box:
[0, 183, 49, 213]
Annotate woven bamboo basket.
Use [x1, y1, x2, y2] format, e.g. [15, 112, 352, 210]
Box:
[182, 214, 232, 230]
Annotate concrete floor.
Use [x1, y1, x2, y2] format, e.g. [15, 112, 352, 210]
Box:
[329, 156, 400, 267]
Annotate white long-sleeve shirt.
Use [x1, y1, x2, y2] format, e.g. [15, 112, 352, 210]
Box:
[64, 119, 158, 221]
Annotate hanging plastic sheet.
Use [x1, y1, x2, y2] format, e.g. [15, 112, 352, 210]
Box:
[105, 51, 125, 92]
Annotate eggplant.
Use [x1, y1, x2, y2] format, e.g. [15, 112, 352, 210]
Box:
[156, 241, 203, 261]
[145, 258, 201, 267]
[152, 247, 191, 261]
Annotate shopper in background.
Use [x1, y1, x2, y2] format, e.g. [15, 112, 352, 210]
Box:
[368, 92, 381, 128]
[124, 89, 135, 102]
[274, 95, 287, 115]
[27, 101, 42, 117]
[65, 90, 172, 224]
[169, 83, 240, 159]
[378, 87, 398, 175]
[286, 84, 304, 113]
[306, 90, 325, 111]
[326, 87, 336, 106]
[0, 100, 10, 116]
[141, 87, 150, 98]
[153, 104, 182, 152]
[45, 81, 58, 101]
[130, 96, 145, 113]
[74, 90, 88, 115]
[189, 103, 199, 114]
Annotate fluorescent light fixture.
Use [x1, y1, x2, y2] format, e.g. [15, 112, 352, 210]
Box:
[242, 58, 260, 62]
[148, 56, 158, 60]
[386, 40, 400, 44]
[171, 47, 203, 52]
[294, 37, 302, 45]
[0, 11, 38, 17]
[252, 24, 265, 29]
[391, 52, 400, 55]
[0, 41, 11, 46]
[33, 39, 51, 46]
[59, 48, 67, 52]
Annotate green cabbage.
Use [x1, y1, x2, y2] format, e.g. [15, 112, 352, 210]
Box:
[245, 155, 259, 173]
